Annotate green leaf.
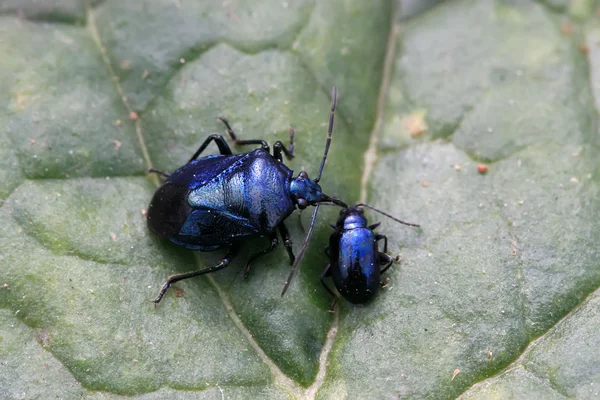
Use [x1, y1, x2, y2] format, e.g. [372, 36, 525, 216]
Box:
[1, 0, 599, 398]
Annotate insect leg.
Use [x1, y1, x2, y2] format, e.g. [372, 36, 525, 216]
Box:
[277, 222, 295, 264]
[188, 134, 233, 162]
[368, 221, 381, 231]
[379, 252, 396, 275]
[320, 263, 336, 297]
[218, 117, 270, 152]
[147, 168, 170, 178]
[376, 233, 399, 276]
[320, 263, 338, 311]
[243, 233, 279, 279]
[375, 233, 388, 253]
[154, 245, 240, 305]
[273, 127, 295, 161]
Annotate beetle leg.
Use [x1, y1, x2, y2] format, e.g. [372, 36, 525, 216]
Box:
[321, 264, 339, 312]
[320, 263, 338, 313]
[324, 247, 330, 257]
[273, 127, 295, 161]
[368, 221, 381, 231]
[273, 141, 294, 161]
[243, 233, 279, 279]
[321, 266, 339, 312]
[277, 222, 295, 264]
[188, 134, 233, 162]
[147, 168, 170, 178]
[153, 245, 240, 305]
[375, 233, 388, 254]
[218, 117, 270, 152]
[379, 252, 395, 275]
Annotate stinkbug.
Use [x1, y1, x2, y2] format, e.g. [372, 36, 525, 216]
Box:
[148, 88, 346, 304]
[320, 204, 419, 307]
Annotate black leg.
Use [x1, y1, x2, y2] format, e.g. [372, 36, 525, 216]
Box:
[273, 127, 295, 161]
[368, 221, 381, 231]
[188, 134, 233, 162]
[218, 117, 270, 152]
[379, 252, 395, 275]
[320, 263, 338, 311]
[375, 233, 388, 253]
[277, 222, 295, 264]
[147, 168, 170, 178]
[375, 233, 396, 277]
[320, 264, 336, 297]
[243, 233, 279, 279]
[154, 245, 240, 305]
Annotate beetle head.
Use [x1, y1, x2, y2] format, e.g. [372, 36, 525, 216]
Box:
[337, 206, 367, 230]
[290, 171, 322, 209]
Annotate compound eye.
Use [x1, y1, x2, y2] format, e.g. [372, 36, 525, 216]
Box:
[297, 198, 309, 209]
[299, 171, 308, 179]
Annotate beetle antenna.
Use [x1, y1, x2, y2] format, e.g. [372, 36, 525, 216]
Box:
[282, 88, 341, 296]
[281, 204, 321, 297]
[314, 87, 337, 183]
[355, 203, 420, 227]
[318, 201, 347, 207]
[319, 194, 348, 208]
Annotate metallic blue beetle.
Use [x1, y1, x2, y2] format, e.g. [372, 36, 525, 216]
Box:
[148, 88, 346, 304]
[321, 204, 419, 306]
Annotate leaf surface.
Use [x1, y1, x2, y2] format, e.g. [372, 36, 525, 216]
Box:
[1, 1, 599, 399]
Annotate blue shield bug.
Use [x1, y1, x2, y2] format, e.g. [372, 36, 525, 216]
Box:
[148, 88, 346, 304]
[283, 203, 419, 306]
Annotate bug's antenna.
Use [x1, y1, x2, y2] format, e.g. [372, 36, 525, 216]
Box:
[281, 205, 320, 297]
[355, 203, 420, 227]
[320, 194, 347, 208]
[282, 88, 343, 296]
[314, 87, 337, 183]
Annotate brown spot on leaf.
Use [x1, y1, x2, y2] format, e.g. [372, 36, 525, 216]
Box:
[451, 368, 460, 381]
[402, 112, 427, 137]
[560, 23, 573, 35]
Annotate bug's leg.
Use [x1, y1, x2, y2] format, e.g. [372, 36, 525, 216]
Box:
[375, 233, 389, 254]
[324, 247, 330, 258]
[368, 221, 381, 231]
[243, 233, 279, 279]
[147, 168, 170, 178]
[376, 233, 397, 279]
[218, 117, 270, 152]
[379, 252, 395, 275]
[320, 263, 338, 311]
[273, 127, 295, 162]
[154, 245, 240, 305]
[277, 222, 295, 264]
[320, 263, 335, 296]
[188, 134, 233, 162]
